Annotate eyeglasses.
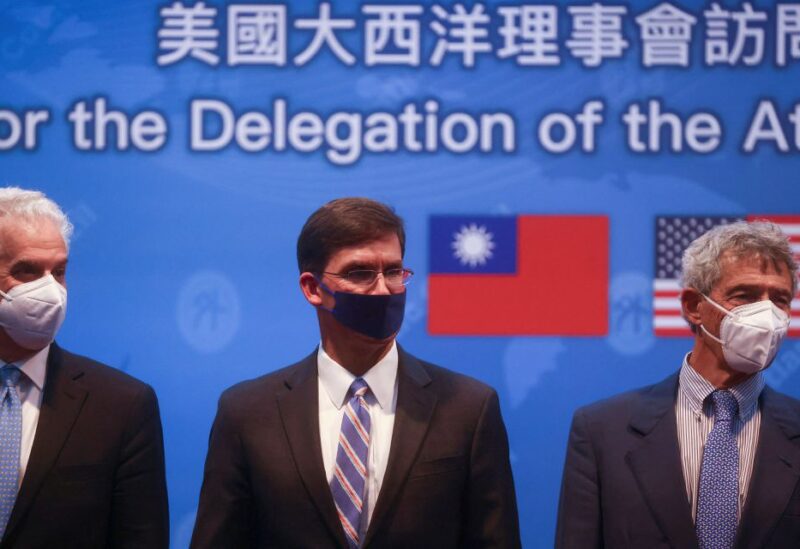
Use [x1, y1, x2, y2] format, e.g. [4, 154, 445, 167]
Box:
[322, 268, 414, 288]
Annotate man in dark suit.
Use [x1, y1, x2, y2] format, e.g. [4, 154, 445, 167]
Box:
[556, 220, 800, 549]
[191, 197, 520, 549]
[0, 187, 169, 548]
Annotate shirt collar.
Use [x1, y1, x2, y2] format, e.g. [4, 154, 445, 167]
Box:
[318, 341, 398, 411]
[679, 353, 764, 421]
[1, 345, 49, 391]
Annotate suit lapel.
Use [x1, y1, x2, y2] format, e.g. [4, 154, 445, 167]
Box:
[277, 352, 349, 549]
[625, 373, 698, 549]
[736, 387, 800, 549]
[364, 348, 436, 548]
[5, 343, 88, 538]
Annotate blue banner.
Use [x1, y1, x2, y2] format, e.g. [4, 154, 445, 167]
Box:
[2, 1, 800, 546]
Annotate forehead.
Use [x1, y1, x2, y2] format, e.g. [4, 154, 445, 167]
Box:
[324, 233, 402, 270]
[0, 217, 67, 260]
[714, 250, 794, 291]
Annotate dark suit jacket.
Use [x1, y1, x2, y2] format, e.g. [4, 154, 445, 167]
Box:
[190, 346, 520, 549]
[556, 372, 800, 549]
[0, 343, 169, 549]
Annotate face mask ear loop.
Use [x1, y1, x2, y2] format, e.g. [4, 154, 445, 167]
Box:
[0, 289, 12, 302]
[701, 293, 737, 318]
[312, 274, 336, 313]
[699, 293, 733, 347]
[700, 324, 724, 346]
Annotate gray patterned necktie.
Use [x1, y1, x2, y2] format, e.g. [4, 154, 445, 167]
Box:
[0, 366, 22, 540]
[696, 390, 739, 549]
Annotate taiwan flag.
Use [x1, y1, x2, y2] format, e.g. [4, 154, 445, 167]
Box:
[427, 215, 609, 335]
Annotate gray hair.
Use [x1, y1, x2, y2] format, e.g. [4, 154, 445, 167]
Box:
[0, 186, 73, 250]
[681, 220, 798, 295]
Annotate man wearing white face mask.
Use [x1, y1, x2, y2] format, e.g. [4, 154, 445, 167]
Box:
[0, 187, 168, 548]
[557, 220, 800, 549]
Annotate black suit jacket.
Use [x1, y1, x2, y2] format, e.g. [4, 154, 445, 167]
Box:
[190, 346, 520, 549]
[0, 343, 169, 549]
[556, 372, 800, 549]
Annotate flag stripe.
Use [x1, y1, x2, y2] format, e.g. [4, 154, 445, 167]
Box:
[654, 279, 682, 291]
[656, 328, 696, 336]
[654, 298, 682, 310]
[654, 291, 682, 298]
[655, 316, 692, 328]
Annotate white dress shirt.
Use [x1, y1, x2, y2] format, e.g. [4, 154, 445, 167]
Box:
[318, 342, 398, 537]
[1, 345, 48, 489]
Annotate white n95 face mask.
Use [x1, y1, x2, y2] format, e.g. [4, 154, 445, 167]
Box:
[0, 274, 67, 350]
[701, 295, 790, 374]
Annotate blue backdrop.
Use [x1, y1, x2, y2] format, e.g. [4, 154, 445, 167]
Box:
[2, 0, 800, 546]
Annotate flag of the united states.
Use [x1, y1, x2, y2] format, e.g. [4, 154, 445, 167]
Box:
[653, 215, 800, 337]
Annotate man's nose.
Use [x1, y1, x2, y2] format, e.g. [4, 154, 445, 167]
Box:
[371, 272, 392, 295]
[756, 289, 772, 302]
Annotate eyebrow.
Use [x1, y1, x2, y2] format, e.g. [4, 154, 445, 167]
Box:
[337, 261, 374, 272]
[10, 260, 41, 271]
[337, 260, 403, 272]
[727, 283, 793, 298]
[10, 258, 68, 271]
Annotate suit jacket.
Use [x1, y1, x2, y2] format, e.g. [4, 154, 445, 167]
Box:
[190, 346, 520, 549]
[556, 372, 800, 549]
[0, 343, 169, 549]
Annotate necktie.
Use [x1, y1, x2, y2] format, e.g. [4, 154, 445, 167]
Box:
[331, 378, 371, 548]
[0, 366, 22, 540]
[696, 390, 739, 549]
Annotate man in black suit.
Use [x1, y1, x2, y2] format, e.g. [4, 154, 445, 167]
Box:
[0, 187, 168, 548]
[556, 220, 800, 548]
[191, 197, 520, 548]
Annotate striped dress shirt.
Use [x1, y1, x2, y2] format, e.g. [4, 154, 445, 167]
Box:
[676, 355, 763, 521]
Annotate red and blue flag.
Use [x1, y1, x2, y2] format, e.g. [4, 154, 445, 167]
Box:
[428, 215, 609, 335]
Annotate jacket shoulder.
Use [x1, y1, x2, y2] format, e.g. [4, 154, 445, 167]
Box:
[56, 345, 154, 401]
[763, 385, 800, 409]
[408, 353, 498, 402]
[217, 354, 314, 413]
[575, 373, 678, 424]
[762, 385, 800, 438]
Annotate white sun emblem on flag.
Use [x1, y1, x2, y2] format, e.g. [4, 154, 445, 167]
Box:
[452, 223, 495, 268]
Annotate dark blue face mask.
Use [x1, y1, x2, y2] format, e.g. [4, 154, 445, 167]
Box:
[317, 278, 406, 340]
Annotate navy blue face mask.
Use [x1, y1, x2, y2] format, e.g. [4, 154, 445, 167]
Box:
[317, 279, 406, 340]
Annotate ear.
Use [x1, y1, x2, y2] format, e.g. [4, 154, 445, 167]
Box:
[681, 288, 703, 330]
[299, 272, 323, 306]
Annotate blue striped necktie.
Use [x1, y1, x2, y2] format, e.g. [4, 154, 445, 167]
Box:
[0, 366, 22, 540]
[696, 389, 739, 549]
[330, 378, 371, 548]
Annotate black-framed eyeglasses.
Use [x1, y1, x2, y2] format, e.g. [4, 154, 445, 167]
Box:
[322, 268, 414, 288]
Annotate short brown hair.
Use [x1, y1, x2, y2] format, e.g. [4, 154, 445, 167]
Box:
[297, 197, 406, 273]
